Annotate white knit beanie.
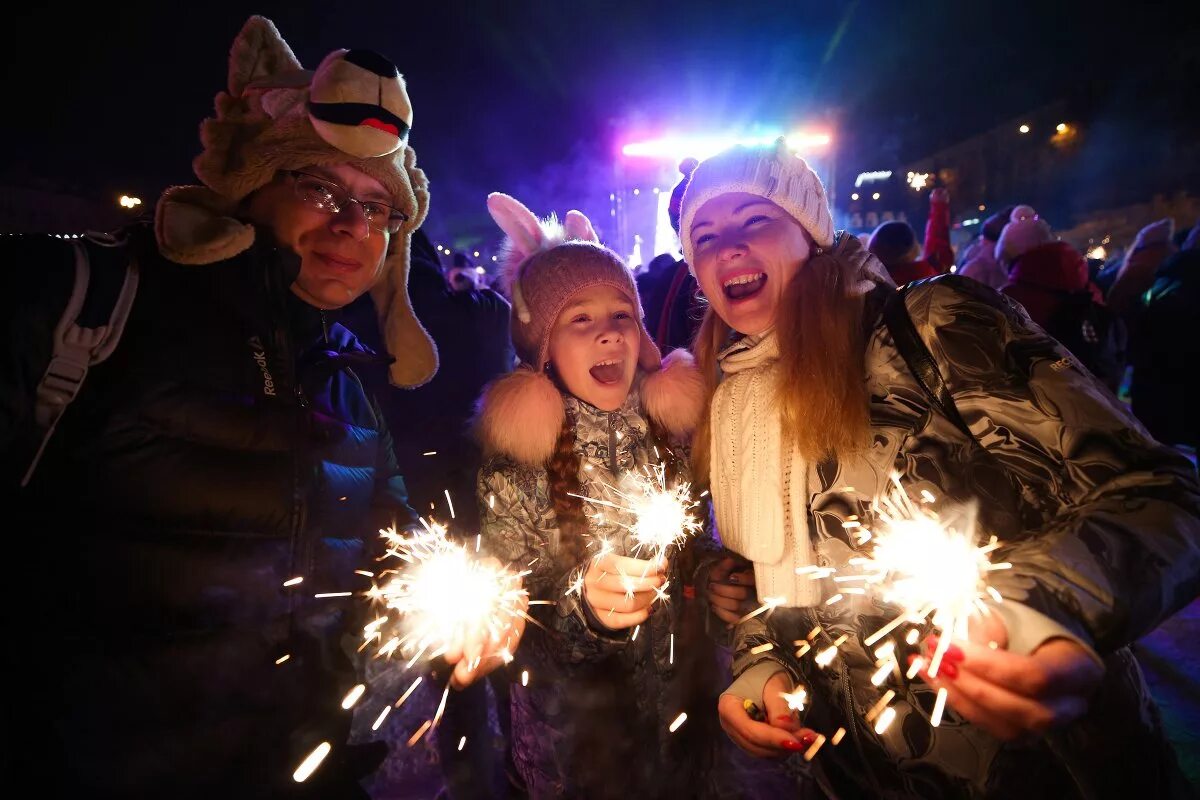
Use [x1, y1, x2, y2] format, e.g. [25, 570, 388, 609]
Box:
[995, 205, 1054, 265]
[678, 137, 835, 271]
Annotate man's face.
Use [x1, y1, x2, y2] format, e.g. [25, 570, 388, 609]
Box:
[247, 163, 393, 309]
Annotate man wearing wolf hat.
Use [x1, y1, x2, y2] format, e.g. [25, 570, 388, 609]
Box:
[3, 16, 443, 797]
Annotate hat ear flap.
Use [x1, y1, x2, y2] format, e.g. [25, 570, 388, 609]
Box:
[564, 209, 599, 243]
[371, 145, 436, 388]
[227, 16, 304, 97]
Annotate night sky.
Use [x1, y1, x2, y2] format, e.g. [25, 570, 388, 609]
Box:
[4, 1, 1196, 245]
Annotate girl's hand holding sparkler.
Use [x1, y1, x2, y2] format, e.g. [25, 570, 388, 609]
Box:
[718, 670, 819, 758]
[704, 555, 757, 625]
[916, 620, 1105, 741]
[443, 557, 530, 690]
[582, 551, 667, 631]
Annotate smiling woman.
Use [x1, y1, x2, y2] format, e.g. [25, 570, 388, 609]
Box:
[676, 137, 1200, 800]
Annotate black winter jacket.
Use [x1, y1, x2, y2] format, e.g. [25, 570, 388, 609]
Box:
[2, 225, 416, 798]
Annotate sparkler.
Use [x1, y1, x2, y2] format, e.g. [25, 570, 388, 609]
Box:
[570, 463, 702, 564]
[853, 475, 1008, 678]
[780, 475, 1011, 746]
[366, 523, 529, 668]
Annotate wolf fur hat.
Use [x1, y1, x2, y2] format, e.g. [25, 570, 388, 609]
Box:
[154, 15, 436, 387]
[474, 194, 704, 465]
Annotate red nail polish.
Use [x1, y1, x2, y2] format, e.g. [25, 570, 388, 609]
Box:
[938, 661, 958, 679]
[945, 644, 965, 663]
[800, 733, 817, 747]
[776, 715, 796, 723]
[780, 739, 806, 752]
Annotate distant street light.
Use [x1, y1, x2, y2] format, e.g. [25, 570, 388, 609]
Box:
[872, 192, 881, 201]
[851, 193, 859, 201]
[1056, 123, 1068, 133]
[1019, 124, 1030, 134]
[118, 194, 142, 209]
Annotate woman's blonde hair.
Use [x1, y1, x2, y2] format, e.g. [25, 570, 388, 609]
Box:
[691, 245, 871, 485]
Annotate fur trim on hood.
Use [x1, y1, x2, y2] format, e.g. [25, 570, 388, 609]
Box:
[474, 350, 706, 466]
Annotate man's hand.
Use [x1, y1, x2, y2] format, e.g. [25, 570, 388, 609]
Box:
[444, 558, 529, 690]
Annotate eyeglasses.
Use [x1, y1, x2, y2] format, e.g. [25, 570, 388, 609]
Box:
[286, 171, 409, 234]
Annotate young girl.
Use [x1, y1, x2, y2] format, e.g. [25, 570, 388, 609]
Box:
[473, 193, 721, 799]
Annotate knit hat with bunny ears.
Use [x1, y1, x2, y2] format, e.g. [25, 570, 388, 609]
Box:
[487, 193, 661, 373]
[475, 195, 705, 466]
[153, 15, 436, 388]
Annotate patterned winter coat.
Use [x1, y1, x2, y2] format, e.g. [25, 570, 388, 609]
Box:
[724, 277, 1200, 799]
[478, 386, 723, 800]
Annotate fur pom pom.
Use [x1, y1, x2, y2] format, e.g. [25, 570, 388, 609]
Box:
[640, 349, 706, 440]
[474, 368, 566, 465]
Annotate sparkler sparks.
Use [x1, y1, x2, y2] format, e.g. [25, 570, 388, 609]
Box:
[780, 687, 807, 712]
[367, 524, 529, 669]
[854, 476, 1006, 655]
[570, 464, 702, 563]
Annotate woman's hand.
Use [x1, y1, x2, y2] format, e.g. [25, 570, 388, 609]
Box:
[443, 558, 529, 690]
[718, 670, 820, 758]
[917, 621, 1105, 741]
[704, 555, 757, 625]
[582, 551, 666, 631]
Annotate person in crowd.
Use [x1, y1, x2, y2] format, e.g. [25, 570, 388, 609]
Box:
[957, 205, 1016, 289]
[636, 158, 706, 354]
[448, 250, 483, 293]
[996, 206, 1125, 389]
[679, 138, 1200, 799]
[867, 219, 941, 285]
[1106, 218, 1176, 317]
[922, 186, 955, 272]
[1130, 222, 1199, 450]
[0, 16, 521, 798]
[472, 192, 746, 798]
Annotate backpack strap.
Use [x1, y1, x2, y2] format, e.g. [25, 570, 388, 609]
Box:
[882, 277, 979, 446]
[22, 233, 140, 487]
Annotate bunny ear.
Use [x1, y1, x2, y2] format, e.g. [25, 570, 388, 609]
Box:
[487, 193, 544, 260]
[564, 209, 599, 243]
[488, 192, 546, 325]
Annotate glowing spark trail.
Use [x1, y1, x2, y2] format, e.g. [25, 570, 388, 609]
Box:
[372, 706, 391, 731]
[293, 742, 331, 783]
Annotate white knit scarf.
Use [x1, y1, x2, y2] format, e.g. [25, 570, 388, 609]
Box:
[710, 331, 819, 607]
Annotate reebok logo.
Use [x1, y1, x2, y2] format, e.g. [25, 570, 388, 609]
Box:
[248, 336, 277, 397]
